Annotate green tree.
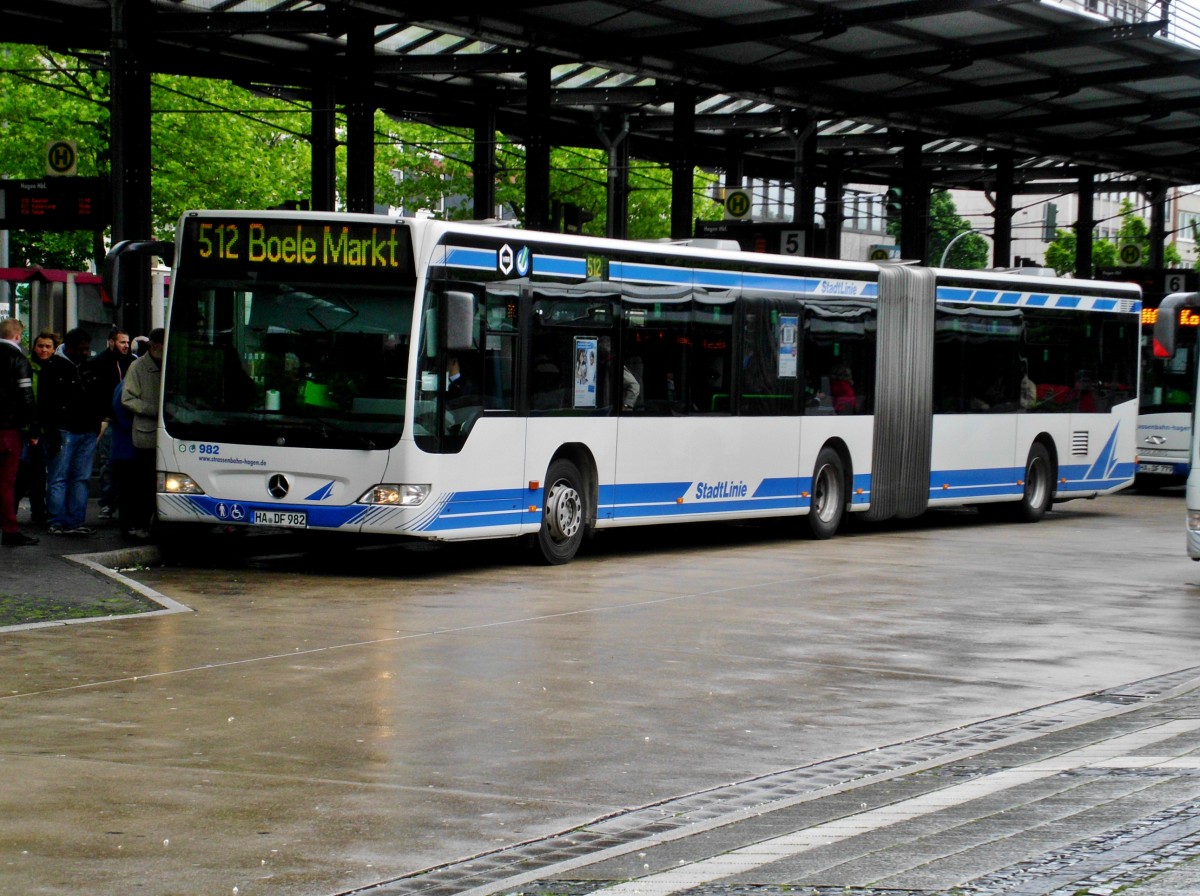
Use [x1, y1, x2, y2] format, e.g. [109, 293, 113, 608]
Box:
[150, 77, 311, 234]
[886, 190, 989, 268]
[372, 121, 722, 238]
[1043, 198, 1181, 276]
[929, 191, 989, 269]
[0, 44, 109, 267]
[2, 43, 721, 267]
[1, 45, 312, 264]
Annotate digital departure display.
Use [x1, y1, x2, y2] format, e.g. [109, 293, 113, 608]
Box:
[1142, 307, 1200, 327]
[181, 216, 415, 284]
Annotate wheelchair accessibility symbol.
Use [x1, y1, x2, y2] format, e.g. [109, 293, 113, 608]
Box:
[215, 503, 246, 521]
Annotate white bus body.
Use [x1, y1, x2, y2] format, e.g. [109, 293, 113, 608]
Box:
[152, 211, 1142, 563]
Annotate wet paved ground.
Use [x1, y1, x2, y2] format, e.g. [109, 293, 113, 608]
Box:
[3, 492, 1200, 896]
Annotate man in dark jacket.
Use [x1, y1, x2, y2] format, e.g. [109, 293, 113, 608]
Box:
[86, 327, 133, 520]
[0, 318, 39, 546]
[40, 327, 101, 535]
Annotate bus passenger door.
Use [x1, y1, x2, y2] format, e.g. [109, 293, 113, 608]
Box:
[523, 290, 619, 532]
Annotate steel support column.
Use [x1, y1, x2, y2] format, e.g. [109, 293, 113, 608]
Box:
[724, 136, 744, 192]
[792, 118, 817, 236]
[473, 103, 497, 219]
[991, 151, 1014, 268]
[1148, 180, 1167, 272]
[1075, 172, 1095, 279]
[111, 0, 153, 334]
[597, 115, 629, 240]
[671, 86, 695, 240]
[824, 153, 844, 260]
[900, 136, 929, 262]
[524, 58, 551, 231]
[311, 73, 336, 212]
[344, 20, 375, 214]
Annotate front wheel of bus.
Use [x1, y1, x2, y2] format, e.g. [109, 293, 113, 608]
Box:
[537, 460, 586, 564]
[805, 447, 846, 540]
[1015, 442, 1054, 523]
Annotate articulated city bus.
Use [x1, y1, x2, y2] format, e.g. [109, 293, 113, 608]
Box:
[127, 211, 1141, 563]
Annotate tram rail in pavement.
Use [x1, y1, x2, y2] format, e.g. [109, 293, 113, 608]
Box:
[345, 666, 1200, 896]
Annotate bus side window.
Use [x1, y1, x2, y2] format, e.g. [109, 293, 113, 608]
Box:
[622, 298, 689, 415]
[484, 288, 517, 411]
[804, 303, 875, 416]
[529, 293, 616, 414]
[740, 297, 801, 416]
[691, 301, 733, 415]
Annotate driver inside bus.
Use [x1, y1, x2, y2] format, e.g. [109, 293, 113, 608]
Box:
[446, 355, 478, 408]
[445, 354, 483, 433]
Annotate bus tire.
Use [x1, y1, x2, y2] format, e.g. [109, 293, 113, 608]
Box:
[1014, 442, 1053, 523]
[537, 459, 586, 564]
[155, 521, 209, 566]
[805, 447, 846, 540]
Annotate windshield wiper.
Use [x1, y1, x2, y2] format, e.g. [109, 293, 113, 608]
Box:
[306, 414, 377, 450]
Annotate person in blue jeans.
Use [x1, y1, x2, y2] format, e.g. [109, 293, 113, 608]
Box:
[40, 328, 101, 535]
[110, 379, 145, 540]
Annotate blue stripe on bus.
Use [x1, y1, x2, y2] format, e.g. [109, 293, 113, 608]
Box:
[600, 481, 692, 504]
[934, 286, 1132, 312]
[694, 269, 743, 290]
[533, 254, 587, 277]
[607, 260, 877, 299]
[170, 495, 367, 528]
[421, 510, 532, 531]
[439, 246, 496, 270]
[169, 457, 1131, 534]
[610, 261, 693, 285]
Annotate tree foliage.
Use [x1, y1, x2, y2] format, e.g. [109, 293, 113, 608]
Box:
[887, 189, 989, 268]
[928, 191, 990, 269]
[2, 44, 724, 273]
[370, 117, 722, 237]
[1043, 197, 1182, 276]
[0, 44, 108, 267]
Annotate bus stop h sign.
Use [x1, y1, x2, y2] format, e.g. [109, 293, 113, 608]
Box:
[46, 140, 77, 177]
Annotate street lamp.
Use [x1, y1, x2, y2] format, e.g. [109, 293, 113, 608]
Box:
[939, 229, 991, 268]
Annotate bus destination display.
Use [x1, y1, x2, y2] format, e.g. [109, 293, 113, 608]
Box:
[183, 217, 414, 281]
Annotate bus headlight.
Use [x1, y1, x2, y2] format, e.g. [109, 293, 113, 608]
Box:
[159, 472, 205, 495]
[359, 484, 430, 506]
[1188, 510, 1200, 533]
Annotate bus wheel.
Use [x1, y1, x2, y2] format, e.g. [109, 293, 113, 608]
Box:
[1015, 442, 1054, 522]
[805, 447, 845, 539]
[537, 460, 586, 564]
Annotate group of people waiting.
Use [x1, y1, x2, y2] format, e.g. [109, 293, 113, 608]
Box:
[0, 319, 163, 548]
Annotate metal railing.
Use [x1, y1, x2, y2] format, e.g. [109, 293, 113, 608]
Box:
[1053, 0, 1200, 49]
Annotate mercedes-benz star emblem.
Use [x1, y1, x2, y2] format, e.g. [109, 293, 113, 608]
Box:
[267, 474, 290, 499]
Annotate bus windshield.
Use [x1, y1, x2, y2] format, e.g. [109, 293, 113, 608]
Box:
[1141, 318, 1197, 415]
[163, 278, 415, 449]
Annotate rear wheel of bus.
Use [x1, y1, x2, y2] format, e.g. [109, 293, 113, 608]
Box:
[978, 440, 1054, 523]
[537, 459, 586, 564]
[805, 446, 846, 539]
[1014, 441, 1054, 522]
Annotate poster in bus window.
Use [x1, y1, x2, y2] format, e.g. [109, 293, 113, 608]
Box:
[778, 314, 798, 378]
[574, 336, 598, 408]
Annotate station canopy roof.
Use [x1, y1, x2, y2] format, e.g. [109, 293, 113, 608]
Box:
[8, 0, 1200, 193]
